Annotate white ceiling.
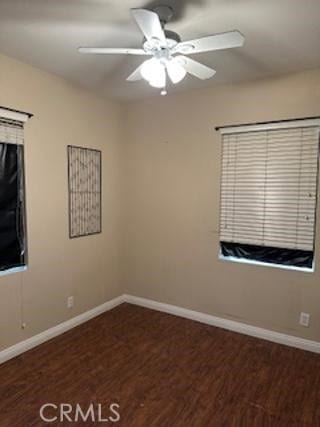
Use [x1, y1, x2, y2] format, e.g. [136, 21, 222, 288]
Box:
[1, 0, 320, 101]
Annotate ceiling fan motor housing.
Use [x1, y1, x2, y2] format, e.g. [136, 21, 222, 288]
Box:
[153, 5, 174, 24]
[164, 30, 181, 44]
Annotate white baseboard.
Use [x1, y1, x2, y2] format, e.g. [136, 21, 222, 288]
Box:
[0, 295, 125, 365]
[1, 293, 319, 365]
[123, 294, 320, 354]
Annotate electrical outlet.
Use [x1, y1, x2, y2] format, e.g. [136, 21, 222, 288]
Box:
[299, 312, 310, 327]
[67, 296, 74, 309]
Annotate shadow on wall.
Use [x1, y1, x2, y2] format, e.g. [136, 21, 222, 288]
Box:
[143, 0, 206, 22]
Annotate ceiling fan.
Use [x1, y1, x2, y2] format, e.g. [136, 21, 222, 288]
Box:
[78, 6, 245, 95]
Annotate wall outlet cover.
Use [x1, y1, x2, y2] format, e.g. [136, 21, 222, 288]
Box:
[67, 296, 74, 309]
[299, 312, 310, 327]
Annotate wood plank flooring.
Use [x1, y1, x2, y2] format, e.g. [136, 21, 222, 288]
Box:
[1, 303, 320, 426]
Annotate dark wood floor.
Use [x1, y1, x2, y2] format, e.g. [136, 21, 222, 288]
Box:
[1, 303, 320, 426]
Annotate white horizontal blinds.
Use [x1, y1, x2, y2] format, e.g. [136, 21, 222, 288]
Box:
[220, 125, 319, 251]
[0, 118, 24, 145]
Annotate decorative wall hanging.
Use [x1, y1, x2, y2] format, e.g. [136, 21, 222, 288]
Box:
[67, 145, 102, 238]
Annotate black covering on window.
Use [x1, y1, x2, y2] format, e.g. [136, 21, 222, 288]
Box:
[220, 241, 313, 269]
[0, 143, 25, 271]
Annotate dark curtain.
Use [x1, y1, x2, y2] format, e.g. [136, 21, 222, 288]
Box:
[0, 143, 25, 270]
[220, 241, 313, 269]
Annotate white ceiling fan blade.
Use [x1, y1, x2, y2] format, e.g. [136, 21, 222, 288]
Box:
[131, 9, 166, 44]
[176, 56, 216, 80]
[127, 64, 144, 82]
[78, 47, 149, 55]
[175, 31, 245, 54]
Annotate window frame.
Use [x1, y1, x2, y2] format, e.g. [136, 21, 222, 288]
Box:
[217, 117, 320, 272]
[0, 107, 30, 275]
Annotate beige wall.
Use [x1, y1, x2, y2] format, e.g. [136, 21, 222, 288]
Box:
[123, 69, 320, 342]
[0, 54, 124, 351]
[1, 52, 320, 353]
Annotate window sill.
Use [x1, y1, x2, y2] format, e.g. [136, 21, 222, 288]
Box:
[219, 254, 314, 273]
[0, 266, 27, 277]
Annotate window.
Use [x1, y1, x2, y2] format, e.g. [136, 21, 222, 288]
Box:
[219, 118, 320, 270]
[67, 145, 102, 238]
[0, 114, 28, 272]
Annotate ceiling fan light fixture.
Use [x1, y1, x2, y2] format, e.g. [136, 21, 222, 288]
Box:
[148, 71, 166, 88]
[141, 58, 162, 80]
[141, 58, 166, 88]
[166, 58, 187, 84]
